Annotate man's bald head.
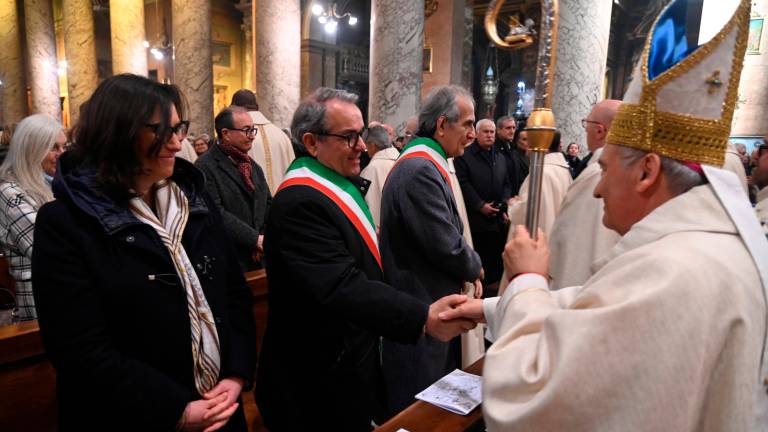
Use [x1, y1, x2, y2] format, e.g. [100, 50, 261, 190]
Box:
[585, 99, 621, 152]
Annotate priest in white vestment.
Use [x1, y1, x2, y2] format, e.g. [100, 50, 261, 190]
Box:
[439, 1, 768, 429]
[723, 141, 749, 195]
[506, 149, 571, 236]
[360, 125, 400, 227]
[547, 100, 621, 290]
[176, 137, 198, 163]
[231, 89, 296, 195]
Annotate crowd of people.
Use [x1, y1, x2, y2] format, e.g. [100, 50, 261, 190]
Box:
[0, 0, 766, 430]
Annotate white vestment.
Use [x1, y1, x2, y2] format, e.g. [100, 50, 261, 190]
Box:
[481, 181, 768, 431]
[247, 110, 295, 195]
[360, 147, 400, 228]
[757, 186, 768, 236]
[177, 138, 198, 163]
[722, 142, 748, 196]
[447, 157, 485, 367]
[507, 152, 572, 236]
[548, 147, 621, 290]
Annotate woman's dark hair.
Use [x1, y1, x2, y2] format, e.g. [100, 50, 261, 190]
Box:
[70, 74, 176, 201]
[548, 130, 561, 153]
[511, 119, 527, 148]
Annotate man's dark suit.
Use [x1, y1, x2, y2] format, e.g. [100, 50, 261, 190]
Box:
[195, 143, 271, 271]
[255, 166, 428, 431]
[454, 142, 512, 285]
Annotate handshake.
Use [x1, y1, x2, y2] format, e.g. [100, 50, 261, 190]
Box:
[425, 225, 550, 342]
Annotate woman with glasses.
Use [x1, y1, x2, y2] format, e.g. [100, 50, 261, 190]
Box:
[31, 74, 256, 431]
[195, 105, 271, 272]
[0, 114, 65, 322]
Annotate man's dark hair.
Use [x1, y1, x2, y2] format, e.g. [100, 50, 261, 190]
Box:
[290, 87, 359, 154]
[495, 115, 515, 130]
[70, 73, 176, 202]
[231, 89, 259, 111]
[215, 105, 248, 140]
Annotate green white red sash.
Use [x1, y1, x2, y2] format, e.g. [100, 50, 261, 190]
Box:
[393, 137, 452, 187]
[278, 157, 382, 270]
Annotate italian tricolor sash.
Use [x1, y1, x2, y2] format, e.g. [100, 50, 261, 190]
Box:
[393, 137, 451, 187]
[278, 157, 382, 270]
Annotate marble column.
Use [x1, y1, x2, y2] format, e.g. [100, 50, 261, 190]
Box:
[551, 0, 613, 149]
[0, 0, 27, 125]
[255, 0, 300, 129]
[369, 0, 424, 132]
[235, 0, 254, 90]
[24, 0, 61, 121]
[109, 0, 148, 76]
[62, 0, 99, 124]
[172, 0, 213, 135]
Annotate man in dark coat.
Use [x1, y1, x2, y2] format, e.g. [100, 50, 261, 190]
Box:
[379, 85, 484, 415]
[494, 115, 528, 196]
[455, 118, 512, 288]
[195, 106, 271, 271]
[255, 87, 475, 431]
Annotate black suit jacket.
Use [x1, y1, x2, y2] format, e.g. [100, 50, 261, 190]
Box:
[256, 179, 428, 431]
[454, 142, 513, 233]
[494, 137, 529, 196]
[195, 144, 271, 271]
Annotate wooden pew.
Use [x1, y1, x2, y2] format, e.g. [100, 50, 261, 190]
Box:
[375, 358, 485, 432]
[0, 320, 57, 432]
[242, 269, 269, 432]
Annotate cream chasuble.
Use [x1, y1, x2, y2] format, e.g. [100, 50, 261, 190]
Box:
[481, 181, 768, 431]
[247, 110, 295, 195]
[360, 147, 400, 228]
[722, 142, 748, 196]
[757, 186, 768, 236]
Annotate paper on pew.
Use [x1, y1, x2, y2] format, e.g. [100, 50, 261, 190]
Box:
[415, 369, 482, 415]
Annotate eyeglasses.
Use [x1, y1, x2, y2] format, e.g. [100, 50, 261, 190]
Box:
[581, 119, 603, 130]
[316, 128, 367, 148]
[145, 120, 190, 138]
[226, 125, 258, 137]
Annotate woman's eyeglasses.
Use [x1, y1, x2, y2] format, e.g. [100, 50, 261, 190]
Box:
[144, 120, 190, 138]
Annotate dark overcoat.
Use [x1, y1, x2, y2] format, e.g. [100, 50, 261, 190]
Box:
[454, 142, 513, 234]
[378, 145, 483, 415]
[195, 143, 271, 271]
[255, 171, 428, 431]
[32, 155, 256, 431]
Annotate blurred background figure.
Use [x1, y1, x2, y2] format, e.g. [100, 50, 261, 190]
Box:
[0, 114, 65, 322]
[564, 142, 581, 179]
[191, 133, 211, 156]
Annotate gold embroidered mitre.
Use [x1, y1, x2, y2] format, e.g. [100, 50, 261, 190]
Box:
[606, 0, 751, 166]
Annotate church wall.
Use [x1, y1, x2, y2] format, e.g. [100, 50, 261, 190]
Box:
[422, 0, 467, 99]
[732, 0, 768, 136]
[211, 0, 245, 119]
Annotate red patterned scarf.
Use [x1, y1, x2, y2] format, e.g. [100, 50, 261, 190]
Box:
[218, 141, 255, 191]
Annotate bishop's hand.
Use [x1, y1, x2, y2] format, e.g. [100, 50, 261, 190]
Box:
[426, 294, 477, 341]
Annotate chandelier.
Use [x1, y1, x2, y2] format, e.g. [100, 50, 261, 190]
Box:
[311, 2, 358, 34]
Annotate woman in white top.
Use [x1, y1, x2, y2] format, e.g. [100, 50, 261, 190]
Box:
[0, 114, 65, 321]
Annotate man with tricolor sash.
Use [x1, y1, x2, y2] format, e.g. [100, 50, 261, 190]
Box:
[255, 87, 477, 431]
[379, 85, 485, 416]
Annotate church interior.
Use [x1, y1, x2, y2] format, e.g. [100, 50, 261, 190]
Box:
[0, 0, 767, 431]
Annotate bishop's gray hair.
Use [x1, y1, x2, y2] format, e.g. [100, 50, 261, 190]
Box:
[616, 145, 706, 196]
[417, 85, 475, 138]
[365, 125, 391, 151]
[290, 87, 359, 149]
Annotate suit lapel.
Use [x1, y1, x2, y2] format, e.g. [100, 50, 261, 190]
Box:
[213, 145, 254, 197]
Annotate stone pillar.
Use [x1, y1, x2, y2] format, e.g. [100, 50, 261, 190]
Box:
[0, 0, 27, 125]
[172, 0, 213, 135]
[732, 0, 768, 135]
[255, 0, 300, 129]
[551, 0, 613, 149]
[369, 0, 424, 132]
[24, 0, 61, 121]
[235, 0, 254, 90]
[109, 0, 148, 76]
[62, 0, 99, 125]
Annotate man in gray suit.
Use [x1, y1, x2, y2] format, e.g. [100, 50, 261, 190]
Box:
[196, 106, 271, 271]
[379, 85, 484, 415]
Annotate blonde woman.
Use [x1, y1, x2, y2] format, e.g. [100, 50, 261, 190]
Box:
[0, 114, 65, 321]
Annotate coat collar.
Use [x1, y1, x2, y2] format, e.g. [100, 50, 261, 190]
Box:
[248, 110, 271, 126]
[592, 184, 736, 273]
[545, 152, 570, 169]
[54, 152, 209, 235]
[209, 143, 260, 196]
[371, 146, 400, 162]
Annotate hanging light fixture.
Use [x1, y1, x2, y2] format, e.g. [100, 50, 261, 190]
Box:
[312, 2, 358, 32]
[480, 44, 499, 117]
